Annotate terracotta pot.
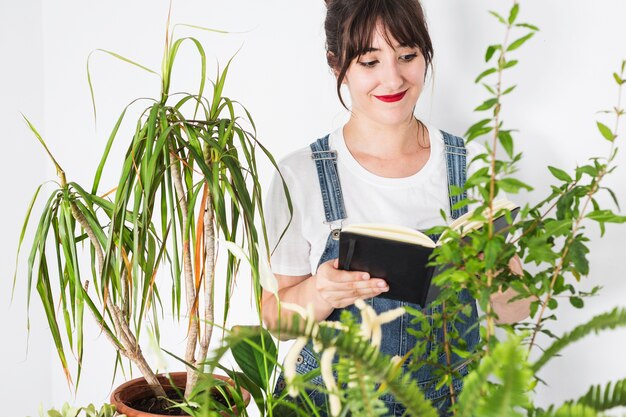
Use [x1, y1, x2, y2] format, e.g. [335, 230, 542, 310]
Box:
[110, 372, 251, 417]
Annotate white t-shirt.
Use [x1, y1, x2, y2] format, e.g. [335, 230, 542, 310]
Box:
[264, 124, 484, 276]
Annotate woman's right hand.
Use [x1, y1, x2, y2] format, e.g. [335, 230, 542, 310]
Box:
[314, 258, 389, 309]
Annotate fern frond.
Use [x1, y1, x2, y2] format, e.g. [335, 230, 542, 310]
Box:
[457, 333, 531, 417]
[537, 403, 599, 417]
[279, 317, 439, 417]
[538, 380, 626, 417]
[342, 359, 387, 417]
[333, 327, 439, 416]
[533, 308, 626, 372]
[575, 378, 626, 412]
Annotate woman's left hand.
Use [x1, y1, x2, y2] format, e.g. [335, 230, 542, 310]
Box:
[490, 255, 534, 324]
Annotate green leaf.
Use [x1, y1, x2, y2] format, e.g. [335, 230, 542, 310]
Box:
[467, 126, 493, 141]
[229, 326, 277, 391]
[501, 59, 519, 70]
[569, 296, 584, 309]
[614, 72, 625, 85]
[489, 10, 506, 25]
[485, 45, 500, 62]
[172, 23, 229, 34]
[502, 85, 517, 95]
[596, 121, 615, 141]
[457, 333, 531, 417]
[576, 164, 598, 178]
[86, 49, 159, 122]
[576, 378, 626, 411]
[552, 403, 599, 416]
[484, 239, 502, 269]
[498, 130, 514, 158]
[601, 186, 621, 211]
[568, 239, 590, 276]
[92, 106, 128, 194]
[587, 210, 626, 224]
[498, 178, 533, 193]
[22, 115, 65, 175]
[465, 119, 492, 136]
[544, 219, 573, 237]
[515, 23, 540, 31]
[548, 298, 558, 310]
[482, 83, 496, 95]
[475, 67, 497, 83]
[508, 4, 520, 25]
[475, 98, 499, 111]
[507, 33, 534, 52]
[548, 166, 573, 182]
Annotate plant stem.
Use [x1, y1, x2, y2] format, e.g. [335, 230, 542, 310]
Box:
[485, 0, 516, 346]
[441, 302, 457, 410]
[526, 184, 599, 356]
[169, 146, 200, 395]
[198, 193, 216, 375]
[69, 200, 166, 397]
[184, 185, 216, 397]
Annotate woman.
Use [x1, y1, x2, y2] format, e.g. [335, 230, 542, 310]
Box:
[262, 0, 530, 415]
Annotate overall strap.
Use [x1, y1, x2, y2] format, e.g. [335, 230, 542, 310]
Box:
[310, 135, 347, 224]
[441, 130, 469, 219]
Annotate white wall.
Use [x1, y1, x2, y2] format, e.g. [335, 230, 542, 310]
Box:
[0, 0, 52, 416]
[2, 1, 625, 416]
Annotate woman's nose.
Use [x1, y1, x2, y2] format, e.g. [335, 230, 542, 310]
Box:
[381, 61, 404, 90]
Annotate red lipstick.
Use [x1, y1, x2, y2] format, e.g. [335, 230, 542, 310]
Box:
[374, 90, 407, 103]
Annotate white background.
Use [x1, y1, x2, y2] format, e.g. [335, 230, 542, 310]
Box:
[1, 1, 626, 416]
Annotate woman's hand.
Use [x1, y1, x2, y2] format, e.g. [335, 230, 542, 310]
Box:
[314, 259, 389, 309]
[490, 255, 534, 324]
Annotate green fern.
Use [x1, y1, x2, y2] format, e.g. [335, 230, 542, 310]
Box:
[279, 318, 439, 417]
[536, 403, 599, 417]
[533, 308, 626, 372]
[537, 379, 626, 417]
[457, 333, 531, 417]
[339, 359, 387, 417]
[575, 378, 626, 412]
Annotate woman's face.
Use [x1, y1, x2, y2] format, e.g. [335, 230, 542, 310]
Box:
[342, 23, 426, 127]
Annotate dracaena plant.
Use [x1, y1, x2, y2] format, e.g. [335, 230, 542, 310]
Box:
[15, 21, 287, 401]
[269, 2, 626, 417]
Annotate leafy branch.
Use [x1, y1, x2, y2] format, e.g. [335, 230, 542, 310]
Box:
[526, 60, 626, 355]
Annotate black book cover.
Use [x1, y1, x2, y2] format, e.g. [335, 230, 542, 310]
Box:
[338, 232, 435, 307]
[337, 206, 520, 307]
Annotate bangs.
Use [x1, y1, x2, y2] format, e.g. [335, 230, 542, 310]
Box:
[342, 0, 432, 62]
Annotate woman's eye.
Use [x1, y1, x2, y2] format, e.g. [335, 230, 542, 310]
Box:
[400, 53, 418, 62]
[358, 60, 378, 68]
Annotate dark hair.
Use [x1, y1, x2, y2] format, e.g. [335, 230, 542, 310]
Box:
[324, 0, 434, 108]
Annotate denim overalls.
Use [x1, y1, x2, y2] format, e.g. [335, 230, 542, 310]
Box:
[274, 131, 479, 416]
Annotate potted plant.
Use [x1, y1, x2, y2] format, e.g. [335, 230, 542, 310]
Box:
[17, 17, 286, 416]
[265, 2, 626, 417]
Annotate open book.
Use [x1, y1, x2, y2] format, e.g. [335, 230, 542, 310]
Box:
[338, 199, 520, 307]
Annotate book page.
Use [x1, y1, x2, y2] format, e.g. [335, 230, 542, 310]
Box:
[342, 223, 436, 248]
[445, 198, 519, 239]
